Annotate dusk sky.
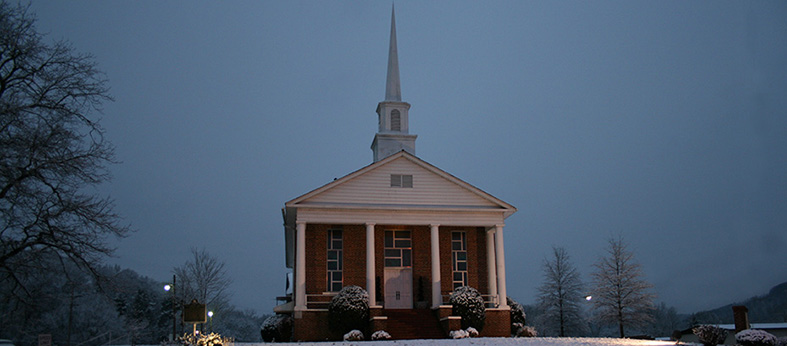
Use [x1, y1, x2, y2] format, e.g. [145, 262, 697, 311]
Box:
[29, 1, 787, 315]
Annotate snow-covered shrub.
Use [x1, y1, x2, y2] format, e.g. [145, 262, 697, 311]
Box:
[450, 329, 469, 339]
[466, 327, 479, 337]
[776, 336, 787, 346]
[328, 285, 370, 334]
[693, 325, 728, 346]
[343, 330, 364, 341]
[507, 297, 526, 334]
[371, 330, 391, 340]
[449, 286, 486, 331]
[260, 314, 293, 342]
[512, 323, 537, 337]
[178, 332, 232, 346]
[736, 329, 778, 346]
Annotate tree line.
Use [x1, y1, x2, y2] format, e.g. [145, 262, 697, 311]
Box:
[527, 236, 683, 338]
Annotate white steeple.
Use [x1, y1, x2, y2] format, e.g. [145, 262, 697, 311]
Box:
[372, 4, 417, 162]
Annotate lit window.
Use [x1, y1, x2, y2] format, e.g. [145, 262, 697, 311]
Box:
[452, 231, 468, 289]
[327, 228, 343, 292]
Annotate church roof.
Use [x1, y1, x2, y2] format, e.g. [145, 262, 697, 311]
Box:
[285, 150, 516, 218]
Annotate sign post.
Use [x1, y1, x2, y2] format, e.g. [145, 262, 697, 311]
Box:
[183, 299, 207, 336]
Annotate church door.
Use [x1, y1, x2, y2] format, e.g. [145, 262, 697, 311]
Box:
[383, 230, 413, 309]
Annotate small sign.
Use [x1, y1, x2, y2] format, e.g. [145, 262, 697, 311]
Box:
[38, 334, 52, 346]
[183, 299, 207, 323]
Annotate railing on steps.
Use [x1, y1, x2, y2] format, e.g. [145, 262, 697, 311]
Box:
[441, 293, 499, 307]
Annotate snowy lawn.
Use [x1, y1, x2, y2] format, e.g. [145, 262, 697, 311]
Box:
[238, 338, 683, 346]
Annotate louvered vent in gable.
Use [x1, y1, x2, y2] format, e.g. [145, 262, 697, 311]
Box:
[390, 174, 413, 188]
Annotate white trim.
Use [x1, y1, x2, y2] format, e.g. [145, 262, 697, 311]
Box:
[366, 222, 376, 306]
[494, 224, 508, 308]
[486, 228, 498, 299]
[295, 222, 307, 311]
[430, 224, 441, 308]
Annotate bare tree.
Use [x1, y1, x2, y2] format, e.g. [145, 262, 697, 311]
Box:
[537, 246, 586, 336]
[590, 236, 655, 337]
[0, 1, 129, 303]
[174, 248, 232, 316]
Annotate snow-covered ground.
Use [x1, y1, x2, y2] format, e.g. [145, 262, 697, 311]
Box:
[238, 338, 682, 346]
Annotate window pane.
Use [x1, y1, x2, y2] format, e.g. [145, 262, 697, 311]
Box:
[452, 242, 462, 251]
[333, 240, 342, 249]
[328, 251, 337, 260]
[385, 232, 393, 247]
[333, 230, 342, 239]
[453, 282, 462, 290]
[385, 259, 401, 267]
[332, 282, 342, 292]
[452, 233, 461, 241]
[457, 262, 467, 271]
[454, 272, 463, 281]
[402, 250, 411, 267]
[334, 272, 342, 281]
[327, 261, 337, 270]
[338, 253, 342, 269]
[394, 239, 411, 248]
[457, 252, 467, 261]
[395, 231, 410, 239]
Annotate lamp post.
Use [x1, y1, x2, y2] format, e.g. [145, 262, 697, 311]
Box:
[207, 311, 213, 333]
[164, 275, 177, 340]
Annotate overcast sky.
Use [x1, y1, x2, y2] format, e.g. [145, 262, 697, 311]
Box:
[29, 1, 787, 315]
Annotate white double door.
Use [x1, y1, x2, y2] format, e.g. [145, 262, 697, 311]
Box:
[384, 268, 412, 309]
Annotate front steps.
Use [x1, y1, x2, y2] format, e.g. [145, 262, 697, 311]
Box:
[382, 309, 445, 339]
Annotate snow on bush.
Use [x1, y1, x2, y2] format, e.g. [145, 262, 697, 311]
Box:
[260, 314, 293, 342]
[736, 329, 778, 346]
[776, 336, 787, 346]
[466, 327, 479, 337]
[343, 330, 364, 341]
[371, 330, 391, 340]
[692, 325, 728, 346]
[449, 286, 486, 331]
[512, 323, 537, 337]
[450, 329, 469, 339]
[507, 297, 526, 334]
[328, 285, 370, 334]
[178, 332, 232, 346]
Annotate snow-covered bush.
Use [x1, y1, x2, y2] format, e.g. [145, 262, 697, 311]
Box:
[507, 297, 526, 333]
[466, 327, 479, 337]
[371, 330, 391, 340]
[343, 330, 364, 341]
[450, 329, 469, 339]
[776, 336, 787, 346]
[693, 325, 728, 346]
[328, 286, 370, 334]
[736, 329, 778, 346]
[512, 323, 537, 337]
[178, 332, 232, 346]
[260, 314, 293, 342]
[449, 286, 486, 331]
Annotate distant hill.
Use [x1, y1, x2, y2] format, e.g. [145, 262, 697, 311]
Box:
[691, 281, 787, 324]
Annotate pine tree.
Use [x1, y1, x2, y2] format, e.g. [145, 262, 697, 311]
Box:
[537, 246, 586, 336]
[590, 237, 655, 337]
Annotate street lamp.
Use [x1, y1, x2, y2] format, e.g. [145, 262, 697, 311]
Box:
[164, 275, 177, 340]
[207, 311, 214, 333]
[585, 295, 592, 301]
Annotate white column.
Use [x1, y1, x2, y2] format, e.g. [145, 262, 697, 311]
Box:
[366, 222, 377, 306]
[295, 221, 307, 311]
[494, 224, 508, 308]
[430, 224, 441, 308]
[486, 228, 498, 302]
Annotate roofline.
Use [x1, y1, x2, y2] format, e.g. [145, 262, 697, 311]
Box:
[285, 151, 517, 215]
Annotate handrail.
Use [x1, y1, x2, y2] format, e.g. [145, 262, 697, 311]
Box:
[441, 293, 500, 308]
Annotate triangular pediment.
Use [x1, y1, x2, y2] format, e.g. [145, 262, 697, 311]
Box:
[286, 151, 515, 215]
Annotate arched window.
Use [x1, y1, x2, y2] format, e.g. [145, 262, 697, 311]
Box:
[391, 109, 401, 131]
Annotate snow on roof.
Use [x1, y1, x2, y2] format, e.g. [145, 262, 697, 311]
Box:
[716, 323, 787, 330]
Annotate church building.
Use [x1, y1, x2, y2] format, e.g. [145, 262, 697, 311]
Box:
[275, 7, 517, 340]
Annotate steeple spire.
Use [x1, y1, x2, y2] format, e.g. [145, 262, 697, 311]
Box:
[372, 3, 416, 162]
[385, 4, 401, 102]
